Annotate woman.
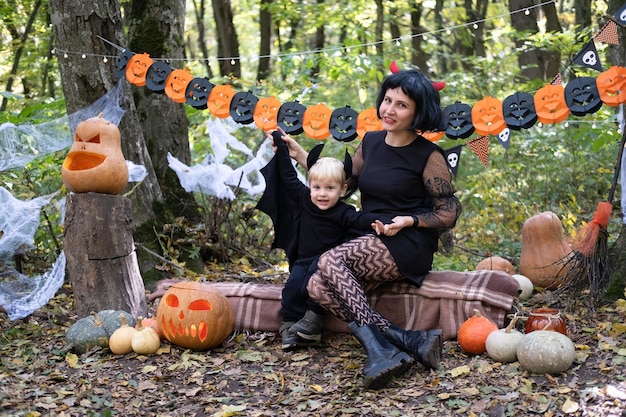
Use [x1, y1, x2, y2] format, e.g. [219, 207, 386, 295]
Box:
[276, 68, 462, 390]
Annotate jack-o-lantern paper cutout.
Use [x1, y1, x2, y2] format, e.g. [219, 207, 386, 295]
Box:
[230, 91, 258, 125]
[329, 105, 359, 142]
[186, 77, 214, 110]
[471, 96, 506, 136]
[356, 107, 382, 139]
[303, 103, 332, 140]
[443, 102, 474, 139]
[156, 281, 234, 351]
[503, 92, 537, 130]
[254, 96, 282, 131]
[165, 69, 195, 103]
[115, 49, 135, 80]
[61, 116, 129, 195]
[596, 66, 626, 106]
[208, 84, 236, 118]
[534, 84, 570, 124]
[278, 101, 306, 135]
[125, 53, 154, 87]
[145, 61, 173, 93]
[565, 77, 603, 116]
[421, 131, 445, 142]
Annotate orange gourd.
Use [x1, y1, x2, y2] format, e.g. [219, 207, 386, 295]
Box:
[475, 256, 515, 275]
[457, 309, 498, 355]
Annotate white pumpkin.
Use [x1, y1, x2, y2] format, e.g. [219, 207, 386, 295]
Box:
[485, 317, 524, 363]
[512, 274, 534, 300]
[516, 330, 575, 374]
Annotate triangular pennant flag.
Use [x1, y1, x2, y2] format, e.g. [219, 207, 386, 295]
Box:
[444, 145, 463, 176]
[613, 4, 626, 26]
[466, 135, 489, 167]
[550, 72, 563, 85]
[496, 127, 511, 150]
[572, 40, 603, 72]
[595, 20, 620, 45]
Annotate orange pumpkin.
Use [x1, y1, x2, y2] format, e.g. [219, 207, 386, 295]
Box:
[303, 103, 332, 140]
[208, 84, 236, 118]
[164, 68, 195, 103]
[534, 84, 570, 124]
[471, 96, 507, 136]
[421, 131, 445, 142]
[475, 256, 515, 275]
[61, 116, 129, 194]
[253, 96, 281, 131]
[125, 53, 154, 87]
[156, 281, 234, 350]
[356, 107, 382, 139]
[457, 309, 498, 355]
[596, 66, 626, 106]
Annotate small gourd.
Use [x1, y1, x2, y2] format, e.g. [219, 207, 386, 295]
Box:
[131, 316, 162, 355]
[457, 309, 499, 355]
[137, 316, 162, 339]
[108, 314, 138, 355]
[511, 274, 534, 301]
[475, 256, 515, 275]
[485, 316, 524, 363]
[66, 313, 110, 354]
[516, 330, 575, 374]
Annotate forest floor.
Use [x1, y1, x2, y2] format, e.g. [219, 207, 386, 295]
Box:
[1, 266, 626, 417]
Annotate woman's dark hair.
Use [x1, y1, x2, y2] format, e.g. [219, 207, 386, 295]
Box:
[375, 69, 443, 132]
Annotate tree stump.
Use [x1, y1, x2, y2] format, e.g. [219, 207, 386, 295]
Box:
[64, 193, 147, 318]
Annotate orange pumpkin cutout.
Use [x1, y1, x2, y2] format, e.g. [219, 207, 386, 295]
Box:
[421, 131, 445, 142]
[596, 66, 626, 106]
[125, 53, 154, 87]
[356, 107, 382, 140]
[471, 96, 506, 136]
[534, 84, 570, 124]
[61, 116, 129, 195]
[156, 281, 234, 351]
[165, 69, 195, 103]
[253, 96, 282, 131]
[208, 84, 236, 118]
[303, 103, 332, 140]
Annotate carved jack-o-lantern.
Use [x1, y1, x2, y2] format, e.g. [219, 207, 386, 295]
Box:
[596, 66, 626, 106]
[329, 105, 359, 142]
[125, 53, 154, 87]
[565, 77, 603, 116]
[145, 61, 173, 93]
[61, 116, 129, 195]
[356, 107, 382, 140]
[254, 96, 282, 131]
[115, 49, 135, 80]
[278, 101, 306, 135]
[230, 91, 258, 125]
[186, 77, 214, 110]
[471, 96, 506, 136]
[443, 102, 474, 140]
[208, 84, 236, 118]
[165, 69, 195, 103]
[503, 92, 537, 130]
[156, 281, 234, 351]
[534, 84, 570, 124]
[303, 103, 332, 140]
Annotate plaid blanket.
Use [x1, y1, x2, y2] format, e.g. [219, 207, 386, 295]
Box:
[151, 269, 520, 341]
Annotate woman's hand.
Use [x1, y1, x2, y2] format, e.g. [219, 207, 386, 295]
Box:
[268, 128, 309, 167]
[371, 216, 414, 236]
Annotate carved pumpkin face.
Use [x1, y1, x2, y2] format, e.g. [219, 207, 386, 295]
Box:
[145, 61, 173, 93]
[303, 103, 332, 140]
[208, 84, 236, 118]
[115, 49, 135, 80]
[471, 96, 506, 136]
[254, 96, 281, 131]
[186, 77, 214, 110]
[565, 77, 602, 116]
[230, 91, 258, 125]
[125, 53, 154, 87]
[596, 66, 626, 106]
[156, 281, 234, 350]
[278, 101, 306, 135]
[356, 107, 382, 139]
[61, 117, 129, 195]
[534, 84, 570, 124]
[329, 105, 359, 142]
[443, 102, 474, 139]
[503, 92, 537, 130]
[165, 69, 195, 103]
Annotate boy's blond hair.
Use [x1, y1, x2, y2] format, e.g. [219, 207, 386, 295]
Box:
[307, 157, 346, 185]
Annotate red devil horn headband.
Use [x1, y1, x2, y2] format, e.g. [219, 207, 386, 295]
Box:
[390, 60, 445, 91]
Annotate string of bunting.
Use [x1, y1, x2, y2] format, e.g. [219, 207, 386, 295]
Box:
[108, 3, 626, 176]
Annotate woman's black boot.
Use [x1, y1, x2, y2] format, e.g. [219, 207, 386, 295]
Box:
[383, 324, 443, 370]
[349, 322, 415, 390]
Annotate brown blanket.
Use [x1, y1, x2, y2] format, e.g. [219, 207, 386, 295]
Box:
[151, 270, 520, 341]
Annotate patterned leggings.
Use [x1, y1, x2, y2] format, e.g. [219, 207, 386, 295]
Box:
[306, 234, 405, 330]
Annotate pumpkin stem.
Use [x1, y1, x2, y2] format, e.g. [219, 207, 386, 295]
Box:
[136, 316, 144, 331]
[504, 315, 519, 333]
[119, 314, 129, 327]
[532, 202, 539, 215]
[473, 309, 482, 317]
[93, 313, 103, 327]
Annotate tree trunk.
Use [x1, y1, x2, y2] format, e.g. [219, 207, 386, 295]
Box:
[49, 0, 162, 230]
[257, 0, 272, 81]
[211, 0, 241, 78]
[191, 0, 214, 79]
[509, 0, 546, 82]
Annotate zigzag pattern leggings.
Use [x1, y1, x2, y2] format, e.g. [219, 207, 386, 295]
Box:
[306, 234, 405, 329]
